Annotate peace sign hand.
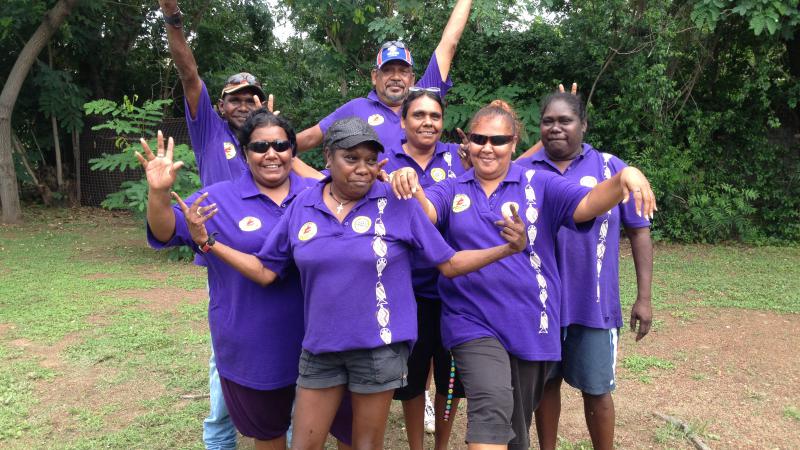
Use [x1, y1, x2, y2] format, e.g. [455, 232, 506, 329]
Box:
[172, 191, 218, 246]
[135, 130, 184, 192]
[456, 127, 472, 170]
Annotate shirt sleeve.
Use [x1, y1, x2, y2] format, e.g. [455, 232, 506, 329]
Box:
[256, 207, 294, 279]
[415, 53, 453, 98]
[425, 178, 454, 228]
[185, 81, 223, 174]
[318, 100, 357, 134]
[146, 191, 204, 250]
[610, 156, 651, 229]
[406, 199, 456, 267]
[542, 173, 593, 231]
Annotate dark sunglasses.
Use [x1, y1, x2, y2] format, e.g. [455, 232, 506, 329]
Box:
[247, 140, 293, 153]
[468, 133, 515, 146]
[381, 40, 407, 49]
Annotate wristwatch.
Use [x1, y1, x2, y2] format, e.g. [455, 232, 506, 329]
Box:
[163, 8, 183, 28]
[200, 233, 216, 253]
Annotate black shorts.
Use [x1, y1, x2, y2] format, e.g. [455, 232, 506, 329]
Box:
[393, 297, 465, 401]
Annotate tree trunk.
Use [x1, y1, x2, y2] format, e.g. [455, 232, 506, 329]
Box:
[0, 0, 79, 224]
[72, 129, 80, 206]
[48, 43, 63, 189]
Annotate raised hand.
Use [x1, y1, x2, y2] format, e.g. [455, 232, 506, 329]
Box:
[390, 168, 420, 200]
[494, 204, 527, 252]
[158, 0, 179, 15]
[558, 82, 578, 95]
[172, 191, 218, 246]
[619, 167, 657, 219]
[455, 127, 472, 170]
[135, 130, 184, 192]
[254, 94, 280, 115]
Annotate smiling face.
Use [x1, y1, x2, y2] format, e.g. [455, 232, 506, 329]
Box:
[218, 88, 260, 130]
[246, 125, 293, 191]
[468, 115, 518, 182]
[371, 60, 415, 106]
[401, 95, 443, 149]
[326, 144, 382, 201]
[540, 98, 587, 161]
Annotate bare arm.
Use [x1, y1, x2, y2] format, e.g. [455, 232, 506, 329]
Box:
[626, 226, 653, 341]
[159, 0, 203, 118]
[434, 0, 472, 81]
[296, 124, 324, 153]
[515, 140, 543, 160]
[573, 167, 656, 223]
[291, 157, 325, 180]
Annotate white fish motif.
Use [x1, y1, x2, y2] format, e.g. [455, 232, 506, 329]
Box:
[596, 259, 603, 274]
[604, 167, 612, 180]
[377, 306, 390, 327]
[600, 219, 609, 239]
[526, 206, 538, 224]
[602, 152, 612, 162]
[376, 257, 387, 276]
[527, 225, 537, 244]
[443, 152, 452, 165]
[374, 218, 386, 236]
[447, 170, 456, 179]
[596, 242, 606, 259]
[380, 327, 393, 344]
[526, 169, 535, 182]
[376, 281, 387, 302]
[525, 185, 536, 202]
[373, 236, 388, 257]
[536, 273, 547, 289]
[377, 197, 388, 214]
[529, 252, 542, 270]
[539, 311, 549, 334]
[596, 284, 601, 300]
[539, 289, 548, 304]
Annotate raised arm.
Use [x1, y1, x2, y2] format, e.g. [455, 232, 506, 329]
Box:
[296, 124, 324, 153]
[626, 226, 653, 341]
[171, 192, 278, 286]
[136, 131, 184, 242]
[159, 0, 203, 118]
[573, 166, 656, 223]
[434, 0, 472, 81]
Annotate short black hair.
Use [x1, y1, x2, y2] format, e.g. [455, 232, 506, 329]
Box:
[237, 108, 297, 156]
[401, 90, 445, 119]
[540, 92, 587, 123]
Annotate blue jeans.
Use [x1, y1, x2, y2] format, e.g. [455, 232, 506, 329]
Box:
[203, 347, 237, 449]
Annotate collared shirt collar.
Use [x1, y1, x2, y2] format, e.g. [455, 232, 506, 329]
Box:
[367, 90, 401, 116]
[457, 161, 523, 185]
[528, 143, 591, 171]
[235, 169, 307, 204]
[301, 176, 388, 209]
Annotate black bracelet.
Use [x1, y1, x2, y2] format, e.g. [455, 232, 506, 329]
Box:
[164, 8, 183, 28]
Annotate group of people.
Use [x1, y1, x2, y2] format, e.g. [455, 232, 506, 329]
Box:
[144, 1, 655, 449]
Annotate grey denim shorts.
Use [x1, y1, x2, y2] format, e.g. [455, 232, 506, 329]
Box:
[297, 343, 409, 394]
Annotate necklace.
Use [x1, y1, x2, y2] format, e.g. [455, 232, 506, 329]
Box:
[328, 184, 353, 215]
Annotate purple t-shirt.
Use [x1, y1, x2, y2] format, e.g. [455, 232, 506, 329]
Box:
[258, 180, 456, 354]
[185, 81, 248, 187]
[519, 144, 651, 329]
[384, 141, 465, 299]
[147, 171, 316, 390]
[426, 163, 591, 361]
[318, 53, 453, 151]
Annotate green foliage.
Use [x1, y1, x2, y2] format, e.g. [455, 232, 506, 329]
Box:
[33, 62, 89, 132]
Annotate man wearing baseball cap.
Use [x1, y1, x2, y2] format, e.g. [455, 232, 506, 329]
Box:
[294, 0, 473, 154]
[158, 1, 270, 448]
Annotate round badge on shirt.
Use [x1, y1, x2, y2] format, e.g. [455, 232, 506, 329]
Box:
[298, 222, 318, 241]
[452, 194, 471, 213]
[580, 175, 598, 187]
[223, 142, 237, 160]
[368, 114, 385, 126]
[501, 201, 519, 219]
[352, 216, 372, 233]
[238, 216, 262, 231]
[431, 168, 446, 182]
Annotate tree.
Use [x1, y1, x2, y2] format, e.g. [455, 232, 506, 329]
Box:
[0, 0, 80, 224]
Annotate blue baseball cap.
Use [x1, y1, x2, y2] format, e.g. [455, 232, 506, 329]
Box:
[375, 41, 414, 68]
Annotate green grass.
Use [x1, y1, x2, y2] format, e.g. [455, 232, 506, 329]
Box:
[1, 207, 799, 448]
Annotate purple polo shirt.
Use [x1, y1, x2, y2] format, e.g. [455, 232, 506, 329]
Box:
[147, 171, 316, 390]
[426, 163, 591, 361]
[318, 53, 452, 150]
[258, 180, 456, 354]
[186, 81, 247, 187]
[519, 144, 651, 329]
[384, 141, 465, 299]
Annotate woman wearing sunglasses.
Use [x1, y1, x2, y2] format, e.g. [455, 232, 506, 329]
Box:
[391, 100, 656, 450]
[175, 116, 528, 449]
[382, 87, 467, 450]
[139, 109, 352, 450]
